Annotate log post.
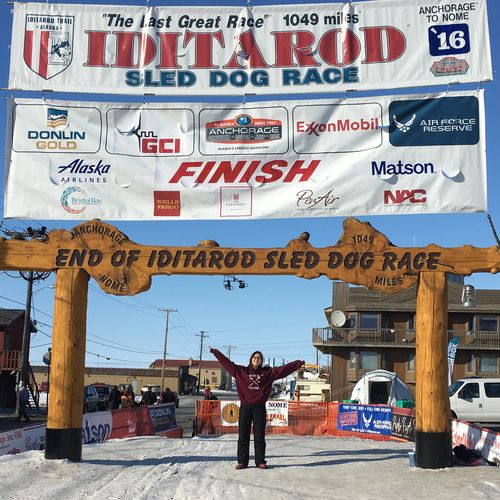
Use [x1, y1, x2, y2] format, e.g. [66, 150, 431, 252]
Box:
[415, 271, 452, 468]
[45, 268, 89, 461]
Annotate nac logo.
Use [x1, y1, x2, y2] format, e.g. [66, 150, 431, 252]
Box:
[384, 189, 427, 205]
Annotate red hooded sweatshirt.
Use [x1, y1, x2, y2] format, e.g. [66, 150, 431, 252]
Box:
[210, 348, 304, 405]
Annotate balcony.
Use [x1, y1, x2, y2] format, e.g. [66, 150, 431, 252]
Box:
[0, 350, 21, 371]
[312, 328, 500, 350]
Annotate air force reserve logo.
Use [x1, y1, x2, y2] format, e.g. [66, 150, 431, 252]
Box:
[24, 15, 74, 80]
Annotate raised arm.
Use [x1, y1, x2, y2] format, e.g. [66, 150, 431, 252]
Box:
[271, 359, 305, 381]
[210, 347, 238, 378]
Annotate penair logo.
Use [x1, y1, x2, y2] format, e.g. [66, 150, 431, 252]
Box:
[24, 15, 74, 79]
[389, 96, 479, 146]
[153, 191, 181, 216]
[206, 114, 282, 144]
[384, 189, 427, 205]
[27, 108, 86, 151]
[61, 186, 102, 214]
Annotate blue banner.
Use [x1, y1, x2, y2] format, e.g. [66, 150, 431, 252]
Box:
[148, 403, 177, 434]
[448, 336, 460, 385]
[338, 404, 392, 435]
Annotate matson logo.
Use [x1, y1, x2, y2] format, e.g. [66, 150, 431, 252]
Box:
[206, 114, 282, 144]
[372, 160, 435, 176]
[384, 189, 427, 205]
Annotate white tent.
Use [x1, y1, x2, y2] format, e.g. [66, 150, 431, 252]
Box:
[350, 369, 413, 406]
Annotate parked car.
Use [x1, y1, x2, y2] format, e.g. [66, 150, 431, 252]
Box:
[92, 383, 112, 410]
[39, 381, 49, 392]
[449, 378, 500, 423]
[83, 385, 99, 413]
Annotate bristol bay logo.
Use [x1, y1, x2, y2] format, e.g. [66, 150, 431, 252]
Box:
[24, 15, 74, 79]
[61, 186, 102, 214]
[389, 96, 479, 146]
[206, 114, 282, 144]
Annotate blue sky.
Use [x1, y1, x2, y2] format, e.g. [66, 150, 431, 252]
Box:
[0, 0, 499, 369]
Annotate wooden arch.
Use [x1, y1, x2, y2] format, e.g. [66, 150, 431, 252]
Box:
[2, 218, 499, 467]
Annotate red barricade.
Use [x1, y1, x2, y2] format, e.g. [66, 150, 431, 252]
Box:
[110, 406, 155, 439]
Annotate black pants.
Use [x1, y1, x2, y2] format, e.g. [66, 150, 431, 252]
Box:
[238, 403, 267, 466]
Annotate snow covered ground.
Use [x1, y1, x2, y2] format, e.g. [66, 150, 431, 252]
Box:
[1, 434, 500, 499]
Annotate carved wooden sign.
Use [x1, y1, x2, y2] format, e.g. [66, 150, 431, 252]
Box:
[0, 218, 499, 295]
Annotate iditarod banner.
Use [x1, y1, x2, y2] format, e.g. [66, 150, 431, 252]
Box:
[4, 90, 486, 220]
[8, 1, 492, 95]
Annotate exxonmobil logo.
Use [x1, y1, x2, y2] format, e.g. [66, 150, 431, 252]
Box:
[384, 189, 426, 205]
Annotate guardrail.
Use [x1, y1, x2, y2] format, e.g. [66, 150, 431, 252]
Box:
[312, 328, 500, 349]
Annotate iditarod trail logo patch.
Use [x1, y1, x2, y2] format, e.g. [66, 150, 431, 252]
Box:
[23, 14, 74, 79]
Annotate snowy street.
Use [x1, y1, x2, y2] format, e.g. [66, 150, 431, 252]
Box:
[2, 434, 500, 499]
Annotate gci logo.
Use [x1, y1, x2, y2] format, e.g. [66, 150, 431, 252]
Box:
[384, 189, 427, 205]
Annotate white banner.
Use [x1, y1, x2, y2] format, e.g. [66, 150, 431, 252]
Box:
[266, 401, 289, 426]
[4, 90, 486, 220]
[9, 1, 492, 95]
[0, 424, 46, 457]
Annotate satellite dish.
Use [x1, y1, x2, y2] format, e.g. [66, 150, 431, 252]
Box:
[330, 310, 346, 327]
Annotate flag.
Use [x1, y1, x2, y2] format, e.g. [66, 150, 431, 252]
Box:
[447, 337, 460, 386]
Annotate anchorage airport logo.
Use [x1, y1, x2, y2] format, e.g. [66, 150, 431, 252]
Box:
[206, 114, 282, 144]
[389, 96, 479, 147]
[24, 15, 74, 79]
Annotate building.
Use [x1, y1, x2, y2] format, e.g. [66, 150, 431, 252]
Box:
[0, 309, 37, 408]
[149, 358, 227, 391]
[32, 366, 179, 394]
[313, 281, 500, 402]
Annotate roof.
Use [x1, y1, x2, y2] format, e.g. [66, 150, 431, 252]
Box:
[31, 366, 179, 377]
[0, 308, 37, 332]
[149, 359, 223, 369]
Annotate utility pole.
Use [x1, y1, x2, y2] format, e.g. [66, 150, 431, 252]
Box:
[222, 345, 236, 390]
[196, 331, 209, 395]
[159, 308, 177, 391]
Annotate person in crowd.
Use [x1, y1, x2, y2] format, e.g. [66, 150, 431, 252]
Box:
[210, 347, 304, 470]
[17, 383, 30, 422]
[120, 387, 135, 408]
[141, 386, 157, 406]
[204, 387, 218, 400]
[108, 385, 121, 410]
[160, 387, 176, 404]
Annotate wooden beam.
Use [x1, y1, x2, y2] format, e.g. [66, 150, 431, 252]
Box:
[415, 271, 452, 468]
[45, 268, 89, 461]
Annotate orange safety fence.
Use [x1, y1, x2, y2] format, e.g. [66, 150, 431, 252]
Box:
[195, 401, 392, 442]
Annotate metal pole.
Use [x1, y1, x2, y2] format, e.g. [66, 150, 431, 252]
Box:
[223, 345, 235, 390]
[159, 308, 176, 391]
[196, 331, 208, 395]
[15, 271, 33, 418]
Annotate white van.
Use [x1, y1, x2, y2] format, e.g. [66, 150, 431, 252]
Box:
[449, 378, 500, 422]
[295, 379, 331, 402]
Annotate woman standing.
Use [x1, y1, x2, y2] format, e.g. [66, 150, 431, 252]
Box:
[210, 348, 304, 470]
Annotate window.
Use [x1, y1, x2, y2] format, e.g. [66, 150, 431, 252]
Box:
[479, 316, 498, 332]
[211, 377, 217, 383]
[407, 352, 415, 371]
[485, 383, 500, 398]
[459, 383, 479, 399]
[349, 351, 356, 369]
[466, 353, 475, 373]
[298, 385, 310, 391]
[360, 351, 378, 370]
[448, 380, 464, 397]
[360, 313, 378, 329]
[479, 353, 498, 373]
[408, 315, 415, 330]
